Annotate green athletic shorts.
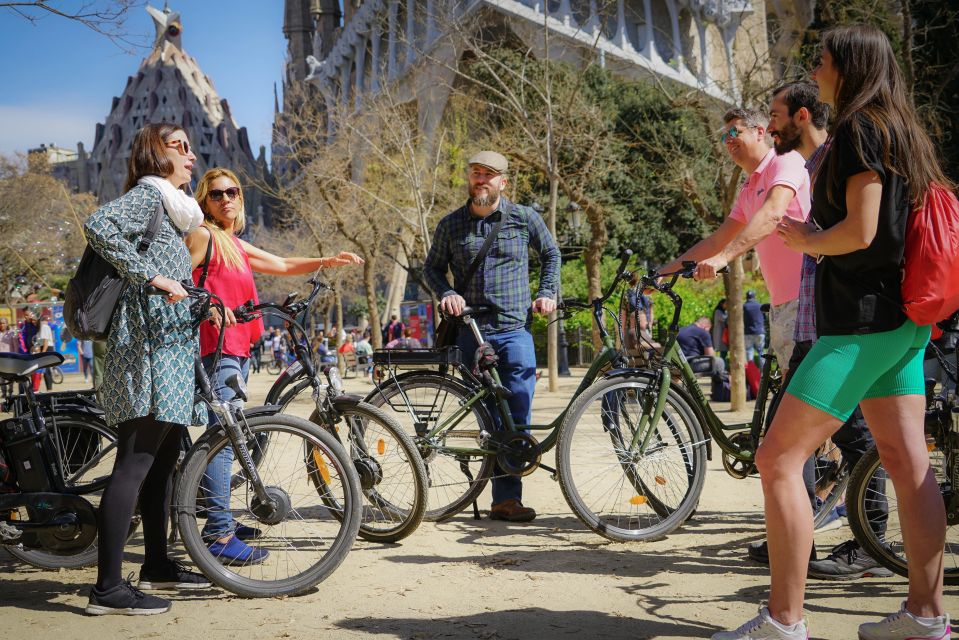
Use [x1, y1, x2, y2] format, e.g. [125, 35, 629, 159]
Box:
[786, 319, 931, 422]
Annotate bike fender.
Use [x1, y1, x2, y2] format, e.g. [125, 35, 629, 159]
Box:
[241, 404, 282, 419]
[331, 394, 364, 409]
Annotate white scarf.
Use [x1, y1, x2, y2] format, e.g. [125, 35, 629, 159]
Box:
[138, 175, 204, 232]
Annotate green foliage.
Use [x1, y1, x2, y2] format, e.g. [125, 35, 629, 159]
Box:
[799, 0, 959, 182]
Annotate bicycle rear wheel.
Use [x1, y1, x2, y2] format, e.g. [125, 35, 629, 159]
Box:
[6, 415, 134, 569]
[556, 376, 707, 542]
[365, 373, 496, 521]
[175, 414, 361, 597]
[309, 402, 428, 543]
[846, 443, 959, 585]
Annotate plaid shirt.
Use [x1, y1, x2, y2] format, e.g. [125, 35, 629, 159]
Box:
[794, 143, 829, 342]
[424, 197, 561, 333]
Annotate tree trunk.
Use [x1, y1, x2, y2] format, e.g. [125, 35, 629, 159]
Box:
[583, 204, 608, 351]
[726, 257, 747, 411]
[382, 248, 409, 326]
[546, 175, 560, 392]
[335, 285, 345, 374]
[364, 254, 382, 349]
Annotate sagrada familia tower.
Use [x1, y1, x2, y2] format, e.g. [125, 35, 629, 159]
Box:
[60, 3, 271, 225]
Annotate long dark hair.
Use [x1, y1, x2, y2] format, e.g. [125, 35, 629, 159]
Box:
[821, 25, 953, 206]
[123, 122, 187, 193]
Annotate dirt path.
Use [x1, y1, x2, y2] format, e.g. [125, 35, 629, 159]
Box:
[1, 369, 953, 639]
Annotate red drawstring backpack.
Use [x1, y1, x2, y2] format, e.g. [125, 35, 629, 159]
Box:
[901, 183, 959, 331]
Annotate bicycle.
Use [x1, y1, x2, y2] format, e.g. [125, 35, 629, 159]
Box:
[845, 316, 959, 584]
[233, 278, 428, 544]
[623, 263, 850, 532]
[0, 354, 130, 569]
[146, 283, 363, 598]
[362, 252, 706, 541]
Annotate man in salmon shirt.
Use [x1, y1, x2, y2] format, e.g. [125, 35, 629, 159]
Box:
[662, 107, 810, 372]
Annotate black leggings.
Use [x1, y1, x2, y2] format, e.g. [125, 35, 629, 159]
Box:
[96, 415, 183, 590]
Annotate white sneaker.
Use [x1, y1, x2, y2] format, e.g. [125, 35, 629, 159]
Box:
[712, 607, 809, 640]
[858, 602, 951, 640]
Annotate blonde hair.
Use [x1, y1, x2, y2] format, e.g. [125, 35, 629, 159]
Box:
[195, 168, 247, 271]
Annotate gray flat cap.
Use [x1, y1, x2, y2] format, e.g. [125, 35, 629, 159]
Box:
[467, 150, 508, 174]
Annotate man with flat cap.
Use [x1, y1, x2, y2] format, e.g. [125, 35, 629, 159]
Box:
[424, 150, 561, 522]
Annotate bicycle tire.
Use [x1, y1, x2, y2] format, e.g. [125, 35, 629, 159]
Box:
[365, 372, 496, 522]
[556, 375, 707, 542]
[846, 444, 959, 585]
[6, 415, 137, 569]
[266, 361, 282, 376]
[811, 441, 848, 531]
[51, 367, 64, 385]
[308, 402, 428, 543]
[174, 414, 361, 598]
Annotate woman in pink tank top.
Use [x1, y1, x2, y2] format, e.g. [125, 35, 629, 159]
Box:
[185, 168, 362, 565]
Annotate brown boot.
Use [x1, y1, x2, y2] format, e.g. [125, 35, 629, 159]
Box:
[489, 499, 536, 522]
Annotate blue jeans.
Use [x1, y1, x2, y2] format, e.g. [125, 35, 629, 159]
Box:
[200, 354, 250, 539]
[744, 333, 765, 369]
[456, 326, 536, 505]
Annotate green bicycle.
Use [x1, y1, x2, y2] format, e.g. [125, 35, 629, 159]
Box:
[609, 263, 850, 532]
[366, 252, 708, 541]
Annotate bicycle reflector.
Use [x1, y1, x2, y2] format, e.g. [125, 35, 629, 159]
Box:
[311, 448, 332, 484]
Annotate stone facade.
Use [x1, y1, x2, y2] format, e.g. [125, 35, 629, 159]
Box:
[83, 4, 270, 224]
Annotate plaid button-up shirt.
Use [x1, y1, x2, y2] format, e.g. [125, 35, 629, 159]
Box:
[794, 143, 829, 342]
[424, 197, 561, 333]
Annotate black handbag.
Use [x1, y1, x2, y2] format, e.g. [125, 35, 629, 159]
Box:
[434, 211, 506, 347]
[63, 201, 165, 341]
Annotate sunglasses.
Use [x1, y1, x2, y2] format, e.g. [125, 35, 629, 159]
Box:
[165, 139, 191, 156]
[720, 125, 757, 144]
[208, 187, 241, 201]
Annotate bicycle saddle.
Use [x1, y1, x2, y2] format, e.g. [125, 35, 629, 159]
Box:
[0, 352, 65, 379]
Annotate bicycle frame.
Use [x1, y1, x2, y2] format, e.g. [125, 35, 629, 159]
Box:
[634, 265, 781, 463]
[376, 253, 634, 459]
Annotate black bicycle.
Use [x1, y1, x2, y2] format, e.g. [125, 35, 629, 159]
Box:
[0, 356, 131, 569]
[233, 278, 428, 544]
[142, 283, 364, 598]
[845, 315, 959, 585]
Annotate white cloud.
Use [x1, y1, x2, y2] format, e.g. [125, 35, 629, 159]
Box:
[0, 104, 104, 155]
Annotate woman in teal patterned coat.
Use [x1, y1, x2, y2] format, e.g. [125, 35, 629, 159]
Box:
[83, 123, 210, 616]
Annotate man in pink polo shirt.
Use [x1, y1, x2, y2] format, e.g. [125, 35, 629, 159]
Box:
[663, 107, 810, 368]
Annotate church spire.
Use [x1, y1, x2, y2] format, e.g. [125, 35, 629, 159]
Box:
[146, 3, 182, 51]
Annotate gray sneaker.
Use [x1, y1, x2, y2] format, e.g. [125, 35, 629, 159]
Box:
[807, 539, 893, 580]
[711, 607, 809, 640]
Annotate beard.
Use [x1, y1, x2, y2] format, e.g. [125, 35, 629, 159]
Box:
[772, 121, 802, 155]
[469, 184, 498, 208]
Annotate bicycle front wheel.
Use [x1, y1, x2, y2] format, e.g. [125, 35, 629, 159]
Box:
[557, 376, 707, 542]
[51, 367, 64, 385]
[310, 401, 428, 543]
[175, 414, 362, 597]
[846, 443, 959, 585]
[366, 373, 496, 521]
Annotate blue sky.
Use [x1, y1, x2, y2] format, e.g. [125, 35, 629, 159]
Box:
[0, 2, 287, 161]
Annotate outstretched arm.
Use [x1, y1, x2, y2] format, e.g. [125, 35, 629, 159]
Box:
[659, 216, 744, 274]
[239, 240, 363, 275]
[694, 184, 796, 280]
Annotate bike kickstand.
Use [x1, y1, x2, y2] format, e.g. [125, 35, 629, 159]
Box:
[472, 499, 481, 520]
